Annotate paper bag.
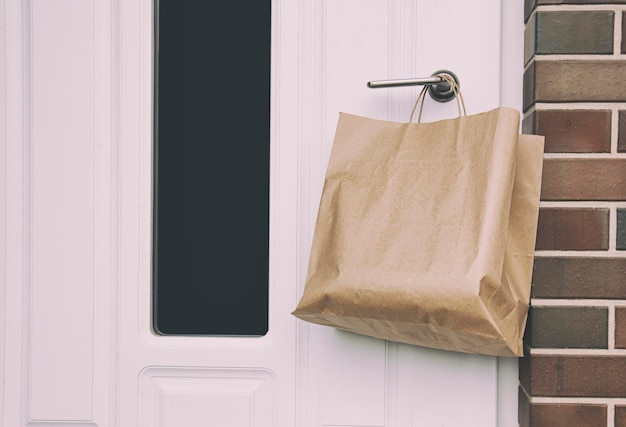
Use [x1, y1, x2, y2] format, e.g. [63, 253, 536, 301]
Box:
[292, 107, 544, 357]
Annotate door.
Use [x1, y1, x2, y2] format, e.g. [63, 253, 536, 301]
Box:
[0, 0, 525, 426]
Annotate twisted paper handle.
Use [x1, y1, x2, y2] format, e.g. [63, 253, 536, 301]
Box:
[408, 73, 467, 123]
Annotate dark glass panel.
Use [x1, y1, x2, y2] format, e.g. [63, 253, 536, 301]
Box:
[153, 0, 271, 335]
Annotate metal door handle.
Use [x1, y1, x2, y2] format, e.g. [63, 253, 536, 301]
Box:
[367, 69, 460, 103]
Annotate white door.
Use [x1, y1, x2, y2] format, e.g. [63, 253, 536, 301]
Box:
[0, 0, 525, 426]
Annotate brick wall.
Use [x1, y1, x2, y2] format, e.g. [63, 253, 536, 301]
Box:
[521, 1, 626, 426]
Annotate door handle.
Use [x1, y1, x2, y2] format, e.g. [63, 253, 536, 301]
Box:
[367, 69, 460, 103]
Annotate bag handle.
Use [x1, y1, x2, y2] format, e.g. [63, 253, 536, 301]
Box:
[408, 73, 467, 123]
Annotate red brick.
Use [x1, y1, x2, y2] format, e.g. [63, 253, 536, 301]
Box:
[619, 209, 626, 250]
[520, 356, 626, 397]
[524, 60, 626, 110]
[525, 14, 537, 65]
[527, 0, 626, 21]
[616, 307, 626, 349]
[538, 0, 626, 3]
[619, 111, 626, 152]
[529, 110, 611, 153]
[526, 306, 608, 349]
[536, 208, 609, 250]
[532, 257, 626, 299]
[519, 355, 555, 396]
[525, 0, 536, 22]
[541, 159, 626, 201]
[623, 12, 626, 55]
[519, 391, 531, 427]
[533, 12, 613, 57]
[519, 399, 607, 427]
[617, 406, 626, 427]
[524, 61, 536, 112]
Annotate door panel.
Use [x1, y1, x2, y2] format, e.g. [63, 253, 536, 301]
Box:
[322, 331, 387, 426]
[3, 0, 115, 425]
[1, 0, 524, 426]
[297, 1, 509, 426]
[31, 0, 97, 420]
[138, 368, 275, 427]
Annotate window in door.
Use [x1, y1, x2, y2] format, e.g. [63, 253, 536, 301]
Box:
[153, 0, 271, 336]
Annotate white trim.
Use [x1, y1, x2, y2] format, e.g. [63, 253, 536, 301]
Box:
[2, 0, 27, 424]
[610, 304, 617, 351]
[0, 0, 6, 424]
[610, 404, 617, 427]
[499, 1, 525, 426]
[610, 206, 618, 252]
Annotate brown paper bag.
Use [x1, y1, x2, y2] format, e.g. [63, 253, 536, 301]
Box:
[292, 106, 544, 357]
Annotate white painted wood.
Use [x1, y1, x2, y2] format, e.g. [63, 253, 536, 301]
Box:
[30, 0, 96, 420]
[0, 0, 6, 424]
[0, 0, 525, 426]
[139, 369, 275, 427]
[498, 1, 527, 425]
[322, 331, 387, 426]
[408, 347, 498, 426]
[2, 0, 116, 425]
[2, 0, 27, 424]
